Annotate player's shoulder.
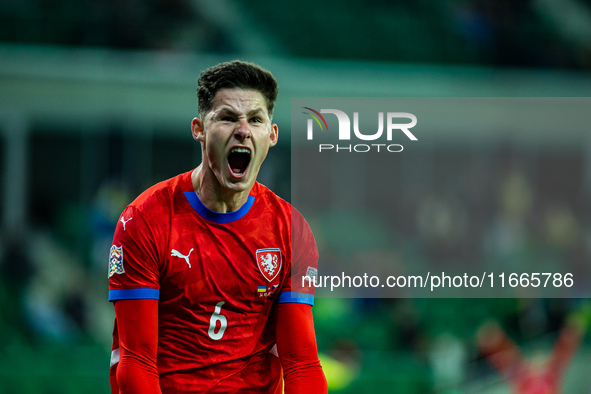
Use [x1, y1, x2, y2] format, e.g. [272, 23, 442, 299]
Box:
[251, 181, 310, 226]
[127, 170, 191, 215]
[251, 181, 294, 213]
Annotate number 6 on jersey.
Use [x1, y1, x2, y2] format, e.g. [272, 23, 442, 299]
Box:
[208, 301, 227, 340]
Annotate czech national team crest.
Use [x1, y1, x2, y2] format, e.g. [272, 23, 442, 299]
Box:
[256, 248, 282, 282]
[109, 245, 125, 277]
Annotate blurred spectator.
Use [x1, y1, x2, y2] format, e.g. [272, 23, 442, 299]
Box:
[477, 313, 587, 394]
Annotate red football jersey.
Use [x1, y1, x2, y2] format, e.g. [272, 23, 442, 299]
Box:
[108, 171, 318, 393]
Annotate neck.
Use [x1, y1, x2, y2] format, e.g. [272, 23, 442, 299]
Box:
[191, 165, 252, 213]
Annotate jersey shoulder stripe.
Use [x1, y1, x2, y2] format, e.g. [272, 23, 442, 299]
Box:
[275, 291, 314, 306]
[109, 288, 160, 301]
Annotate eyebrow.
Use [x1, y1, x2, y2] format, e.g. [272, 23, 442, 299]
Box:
[216, 107, 267, 118]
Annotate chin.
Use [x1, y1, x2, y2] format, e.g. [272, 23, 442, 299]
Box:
[224, 164, 261, 193]
[224, 176, 254, 192]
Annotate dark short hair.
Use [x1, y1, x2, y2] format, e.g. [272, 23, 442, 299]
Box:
[197, 60, 278, 118]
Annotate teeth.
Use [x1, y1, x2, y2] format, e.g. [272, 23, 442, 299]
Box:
[231, 148, 250, 154]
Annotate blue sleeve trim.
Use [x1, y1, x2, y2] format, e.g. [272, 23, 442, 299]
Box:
[109, 288, 160, 301]
[275, 292, 314, 306]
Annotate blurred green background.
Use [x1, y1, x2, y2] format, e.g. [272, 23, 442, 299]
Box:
[2, 0, 591, 392]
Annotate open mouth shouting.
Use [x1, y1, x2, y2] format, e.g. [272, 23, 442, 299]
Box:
[227, 147, 251, 178]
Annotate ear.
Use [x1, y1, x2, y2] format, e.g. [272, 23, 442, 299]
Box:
[269, 123, 278, 147]
[191, 117, 205, 142]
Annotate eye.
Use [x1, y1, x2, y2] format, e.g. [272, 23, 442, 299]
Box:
[221, 116, 235, 122]
[250, 117, 263, 123]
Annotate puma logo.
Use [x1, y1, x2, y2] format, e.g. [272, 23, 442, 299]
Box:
[171, 248, 194, 268]
[120, 216, 133, 231]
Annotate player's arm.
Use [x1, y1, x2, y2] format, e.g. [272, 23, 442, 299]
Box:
[274, 302, 328, 394]
[477, 321, 526, 384]
[113, 299, 161, 394]
[546, 312, 586, 375]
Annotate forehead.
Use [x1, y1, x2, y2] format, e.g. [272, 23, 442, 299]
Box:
[210, 88, 268, 114]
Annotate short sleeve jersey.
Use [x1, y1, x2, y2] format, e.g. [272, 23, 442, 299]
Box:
[108, 171, 318, 393]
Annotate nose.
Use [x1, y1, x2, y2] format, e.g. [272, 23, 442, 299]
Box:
[234, 118, 251, 140]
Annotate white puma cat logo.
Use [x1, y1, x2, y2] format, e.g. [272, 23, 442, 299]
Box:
[119, 216, 133, 231]
[171, 248, 194, 268]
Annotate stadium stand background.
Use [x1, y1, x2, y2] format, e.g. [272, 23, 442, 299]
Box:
[2, 0, 591, 392]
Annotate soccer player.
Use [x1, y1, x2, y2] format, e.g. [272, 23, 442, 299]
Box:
[107, 61, 327, 393]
